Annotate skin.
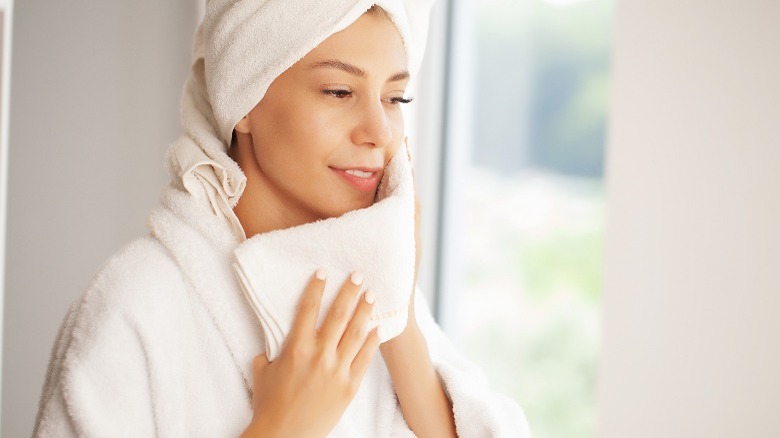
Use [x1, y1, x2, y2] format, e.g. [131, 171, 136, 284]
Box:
[234, 12, 457, 438]
[230, 12, 408, 236]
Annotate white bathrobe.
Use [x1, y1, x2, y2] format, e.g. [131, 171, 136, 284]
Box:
[34, 0, 530, 435]
[33, 180, 531, 437]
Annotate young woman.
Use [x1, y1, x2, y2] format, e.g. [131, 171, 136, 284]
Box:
[34, 1, 530, 437]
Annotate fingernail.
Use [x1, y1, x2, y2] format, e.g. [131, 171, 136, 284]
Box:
[350, 271, 364, 286]
[365, 290, 376, 304]
[315, 267, 327, 280]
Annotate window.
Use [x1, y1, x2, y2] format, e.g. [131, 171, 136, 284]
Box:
[433, 0, 614, 436]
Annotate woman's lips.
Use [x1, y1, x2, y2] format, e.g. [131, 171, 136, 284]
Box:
[330, 167, 382, 192]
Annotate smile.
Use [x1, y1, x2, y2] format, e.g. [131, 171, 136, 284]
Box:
[329, 166, 382, 192]
[344, 169, 374, 178]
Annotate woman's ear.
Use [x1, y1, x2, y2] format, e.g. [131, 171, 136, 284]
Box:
[234, 114, 251, 134]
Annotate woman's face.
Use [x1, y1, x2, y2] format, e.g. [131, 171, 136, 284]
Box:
[235, 12, 410, 224]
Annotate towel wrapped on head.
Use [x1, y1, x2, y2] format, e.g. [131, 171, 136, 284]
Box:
[203, 0, 434, 147]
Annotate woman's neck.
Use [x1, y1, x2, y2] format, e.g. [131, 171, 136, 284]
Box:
[228, 141, 322, 238]
[232, 174, 321, 238]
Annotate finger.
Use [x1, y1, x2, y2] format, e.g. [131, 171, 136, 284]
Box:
[318, 271, 364, 348]
[289, 268, 327, 341]
[349, 328, 381, 380]
[337, 290, 376, 361]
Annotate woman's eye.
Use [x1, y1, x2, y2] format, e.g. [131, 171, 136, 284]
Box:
[323, 89, 352, 98]
[388, 96, 414, 105]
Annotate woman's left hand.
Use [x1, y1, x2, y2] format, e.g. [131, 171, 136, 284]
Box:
[379, 137, 457, 437]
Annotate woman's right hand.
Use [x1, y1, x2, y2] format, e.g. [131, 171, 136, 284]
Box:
[240, 269, 381, 438]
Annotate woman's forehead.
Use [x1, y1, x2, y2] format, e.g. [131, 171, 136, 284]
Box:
[295, 15, 408, 78]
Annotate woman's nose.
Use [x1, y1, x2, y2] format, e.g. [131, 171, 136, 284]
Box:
[351, 98, 393, 148]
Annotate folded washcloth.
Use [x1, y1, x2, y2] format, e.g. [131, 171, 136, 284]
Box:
[233, 146, 416, 360]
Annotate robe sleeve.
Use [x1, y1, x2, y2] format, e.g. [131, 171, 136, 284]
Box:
[33, 289, 157, 438]
[413, 287, 532, 438]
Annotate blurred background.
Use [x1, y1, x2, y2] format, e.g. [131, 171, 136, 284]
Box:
[2, 0, 779, 437]
[1, 1, 194, 436]
[442, 1, 612, 437]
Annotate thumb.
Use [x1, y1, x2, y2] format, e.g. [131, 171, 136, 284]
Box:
[252, 353, 271, 374]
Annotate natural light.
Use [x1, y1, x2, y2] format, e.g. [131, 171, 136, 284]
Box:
[445, 0, 613, 436]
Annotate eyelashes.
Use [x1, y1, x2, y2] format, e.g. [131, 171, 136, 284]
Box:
[322, 89, 414, 105]
[324, 89, 352, 98]
[391, 96, 414, 104]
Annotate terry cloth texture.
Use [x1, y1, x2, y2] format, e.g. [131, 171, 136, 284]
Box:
[33, 183, 532, 437]
[233, 146, 416, 360]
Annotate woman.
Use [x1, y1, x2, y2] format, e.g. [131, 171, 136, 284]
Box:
[34, 1, 530, 437]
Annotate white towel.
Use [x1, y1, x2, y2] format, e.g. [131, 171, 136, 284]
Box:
[233, 146, 416, 361]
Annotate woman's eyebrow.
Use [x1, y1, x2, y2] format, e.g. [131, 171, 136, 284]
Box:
[307, 59, 410, 82]
[387, 70, 410, 82]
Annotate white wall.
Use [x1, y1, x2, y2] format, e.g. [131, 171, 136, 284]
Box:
[3, 1, 196, 435]
[0, 2, 12, 434]
[599, 1, 780, 436]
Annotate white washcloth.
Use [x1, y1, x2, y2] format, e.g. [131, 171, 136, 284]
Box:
[233, 146, 416, 361]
